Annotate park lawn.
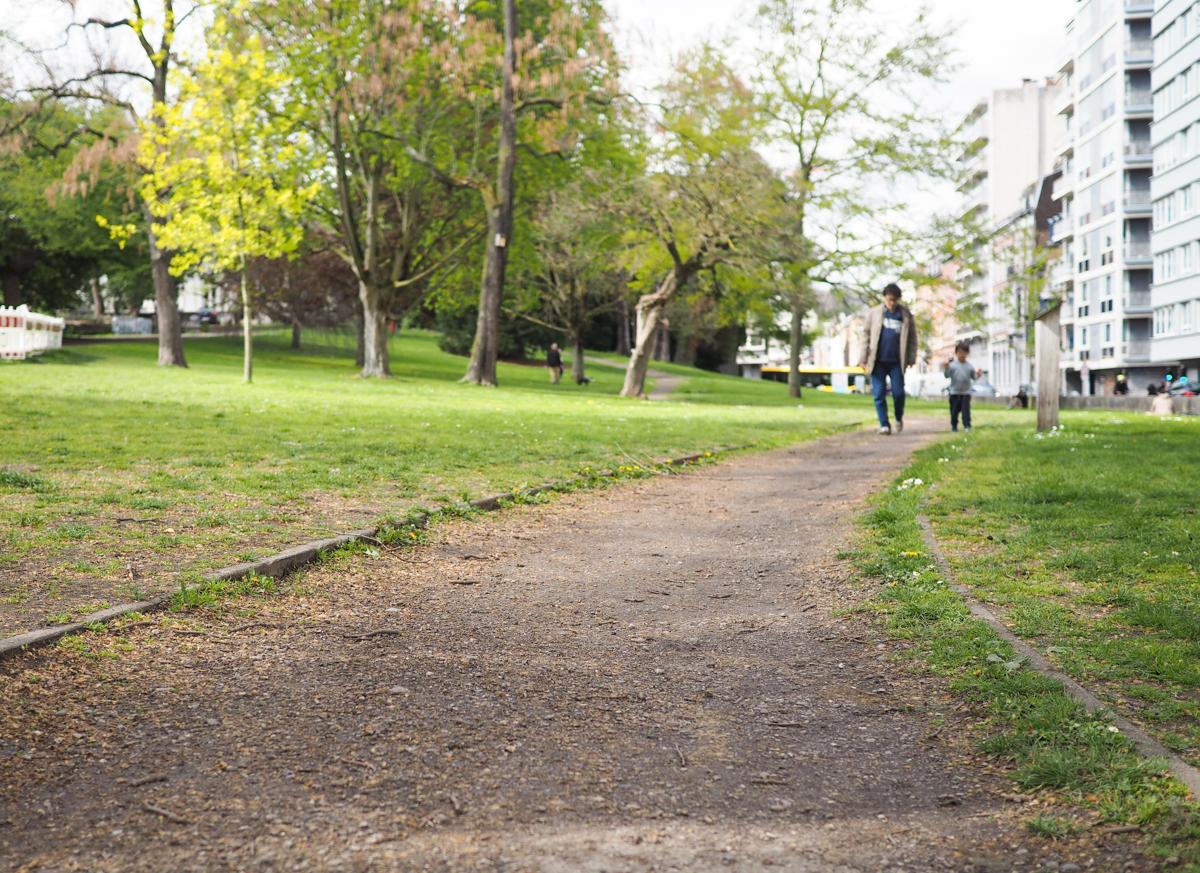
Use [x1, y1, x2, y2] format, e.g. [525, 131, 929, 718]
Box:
[856, 412, 1200, 866]
[0, 329, 871, 637]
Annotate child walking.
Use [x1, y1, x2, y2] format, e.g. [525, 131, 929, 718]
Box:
[944, 341, 981, 432]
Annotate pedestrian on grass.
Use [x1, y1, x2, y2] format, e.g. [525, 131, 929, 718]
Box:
[546, 342, 564, 384]
[858, 282, 918, 435]
[944, 341, 981, 433]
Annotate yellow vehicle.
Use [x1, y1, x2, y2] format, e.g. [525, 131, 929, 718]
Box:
[760, 365, 867, 393]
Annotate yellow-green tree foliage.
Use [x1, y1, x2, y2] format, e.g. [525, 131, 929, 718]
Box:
[139, 26, 320, 280]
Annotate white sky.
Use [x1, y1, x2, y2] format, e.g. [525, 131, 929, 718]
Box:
[607, 0, 1076, 120]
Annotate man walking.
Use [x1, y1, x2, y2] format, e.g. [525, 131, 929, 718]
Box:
[859, 283, 918, 435]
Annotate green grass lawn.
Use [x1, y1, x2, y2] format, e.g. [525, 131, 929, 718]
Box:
[0, 329, 878, 636]
[856, 411, 1200, 866]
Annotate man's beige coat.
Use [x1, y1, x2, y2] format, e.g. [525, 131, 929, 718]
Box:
[859, 304, 918, 372]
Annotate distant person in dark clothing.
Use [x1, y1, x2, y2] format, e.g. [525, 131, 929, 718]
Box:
[546, 343, 564, 384]
[858, 283, 918, 435]
[1114, 375, 1129, 396]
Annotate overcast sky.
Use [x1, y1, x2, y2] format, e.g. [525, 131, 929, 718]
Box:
[607, 0, 1077, 119]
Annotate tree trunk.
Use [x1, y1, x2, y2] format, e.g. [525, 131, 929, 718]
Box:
[464, 0, 517, 387]
[144, 215, 187, 367]
[616, 296, 631, 356]
[622, 296, 665, 398]
[291, 317, 302, 350]
[90, 278, 104, 318]
[240, 269, 253, 384]
[653, 317, 671, 361]
[1, 273, 20, 307]
[354, 302, 365, 368]
[358, 280, 390, 377]
[788, 295, 804, 399]
[571, 330, 585, 384]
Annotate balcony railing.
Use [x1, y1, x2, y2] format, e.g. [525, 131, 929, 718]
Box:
[1051, 214, 1074, 244]
[1125, 89, 1152, 111]
[1125, 241, 1152, 261]
[1052, 173, 1074, 200]
[1125, 0, 1154, 12]
[1125, 38, 1153, 62]
[1124, 190, 1152, 209]
[1123, 340, 1151, 360]
[1124, 141, 1152, 161]
[1124, 289, 1152, 309]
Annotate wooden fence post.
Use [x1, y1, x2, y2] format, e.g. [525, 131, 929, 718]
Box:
[1035, 303, 1061, 432]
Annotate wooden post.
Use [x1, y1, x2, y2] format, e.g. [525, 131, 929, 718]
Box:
[1035, 303, 1061, 432]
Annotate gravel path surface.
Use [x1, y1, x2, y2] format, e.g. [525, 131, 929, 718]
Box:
[1, 420, 1150, 872]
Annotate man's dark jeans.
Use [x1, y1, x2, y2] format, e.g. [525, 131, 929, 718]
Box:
[871, 360, 905, 428]
[950, 394, 972, 431]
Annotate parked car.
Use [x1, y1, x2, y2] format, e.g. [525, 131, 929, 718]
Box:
[197, 307, 220, 326]
[1168, 379, 1198, 397]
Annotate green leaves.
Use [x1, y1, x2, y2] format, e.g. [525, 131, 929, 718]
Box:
[139, 25, 320, 278]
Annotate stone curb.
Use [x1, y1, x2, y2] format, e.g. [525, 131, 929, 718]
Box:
[0, 440, 792, 662]
[918, 514, 1200, 798]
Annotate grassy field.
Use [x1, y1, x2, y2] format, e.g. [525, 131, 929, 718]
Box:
[856, 412, 1200, 866]
[0, 329, 885, 636]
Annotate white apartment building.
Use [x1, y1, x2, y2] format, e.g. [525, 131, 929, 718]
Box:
[1053, 0, 1157, 395]
[1151, 0, 1200, 380]
[960, 80, 1065, 396]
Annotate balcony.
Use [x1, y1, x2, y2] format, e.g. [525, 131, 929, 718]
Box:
[1056, 87, 1075, 117]
[1123, 340, 1151, 362]
[1055, 131, 1075, 157]
[1050, 212, 1075, 244]
[1125, 88, 1152, 115]
[1123, 190, 1152, 214]
[1124, 38, 1153, 66]
[1052, 172, 1074, 201]
[1124, 0, 1154, 16]
[1123, 289, 1153, 314]
[1051, 258, 1075, 291]
[1124, 140, 1152, 165]
[1124, 241, 1152, 265]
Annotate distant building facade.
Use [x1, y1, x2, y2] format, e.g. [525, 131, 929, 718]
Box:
[1151, 0, 1200, 383]
[1053, 0, 1157, 395]
[961, 79, 1066, 397]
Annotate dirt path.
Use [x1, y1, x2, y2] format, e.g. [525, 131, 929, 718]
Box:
[1, 421, 1148, 872]
[585, 357, 682, 400]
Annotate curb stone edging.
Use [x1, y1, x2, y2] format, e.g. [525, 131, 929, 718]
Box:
[4, 433, 860, 662]
[917, 514, 1200, 798]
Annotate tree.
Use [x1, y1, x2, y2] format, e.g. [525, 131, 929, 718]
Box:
[751, 0, 959, 396]
[398, 0, 617, 386]
[9, 0, 208, 366]
[247, 0, 486, 378]
[514, 182, 626, 383]
[140, 25, 320, 382]
[0, 99, 148, 313]
[243, 247, 360, 350]
[616, 49, 778, 398]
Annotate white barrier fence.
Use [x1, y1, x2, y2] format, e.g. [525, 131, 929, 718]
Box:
[0, 305, 66, 360]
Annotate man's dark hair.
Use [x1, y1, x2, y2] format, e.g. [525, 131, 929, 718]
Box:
[954, 340, 971, 353]
[882, 282, 902, 298]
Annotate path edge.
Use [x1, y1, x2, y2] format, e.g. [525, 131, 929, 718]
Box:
[0, 425, 860, 662]
[917, 514, 1200, 798]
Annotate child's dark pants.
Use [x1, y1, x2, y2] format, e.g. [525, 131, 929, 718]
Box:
[950, 394, 972, 431]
